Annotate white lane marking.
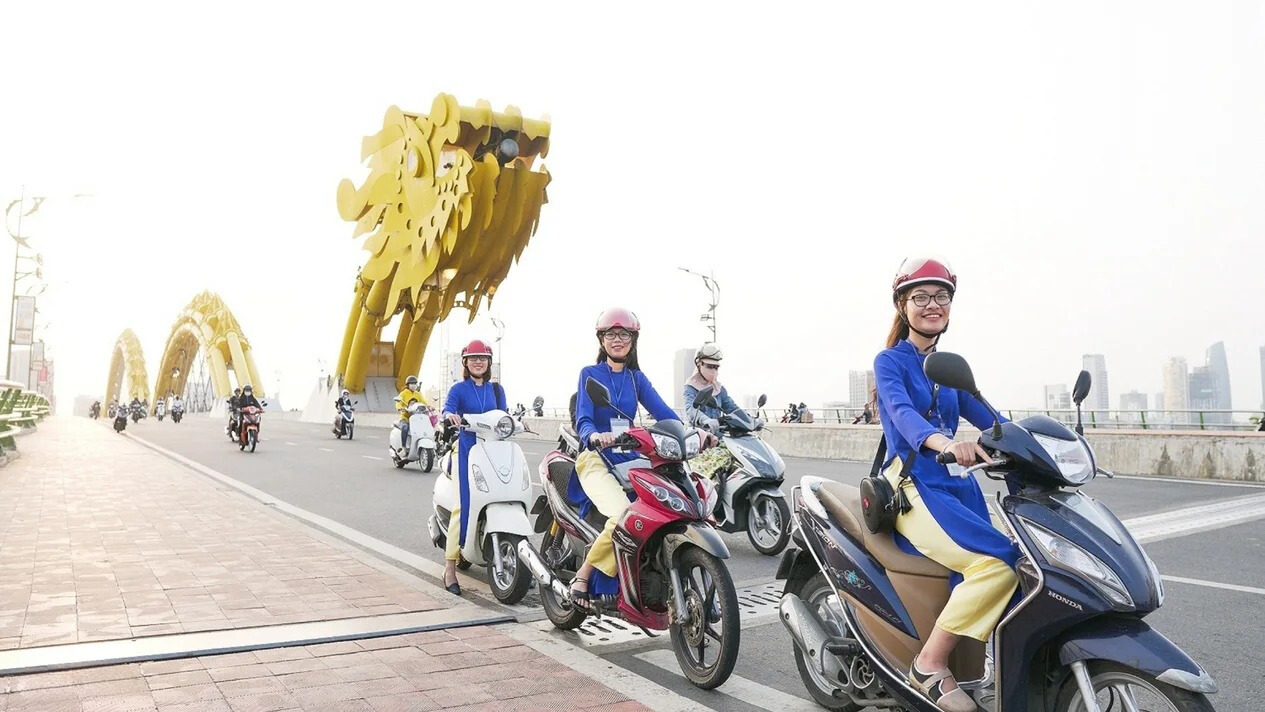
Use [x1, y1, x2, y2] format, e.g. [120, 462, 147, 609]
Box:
[284, 442, 297, 446]
[319, 448, 334, 452]
[636, 649, 812, 711]
[1162, 575, 1265, 596]
[1115, 474, 1265, 490]
[1123, 493, 1265, 542]
[366, 435, 380, 439]
[362, 456, 383, 461]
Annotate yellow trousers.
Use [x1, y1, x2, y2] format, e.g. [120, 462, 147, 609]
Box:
[445, 499, 462, 562]
[889, 463, 1018, 641]
[576, 450, 630, 576]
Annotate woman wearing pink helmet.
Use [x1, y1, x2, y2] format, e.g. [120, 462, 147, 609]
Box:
[569, 308, 693, 608]
[874, 257, 1019, 712]
[439, 338, 507, 595]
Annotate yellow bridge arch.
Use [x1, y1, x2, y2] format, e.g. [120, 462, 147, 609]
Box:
[152, 291, 265, 401]
[105, 329, 149, 405]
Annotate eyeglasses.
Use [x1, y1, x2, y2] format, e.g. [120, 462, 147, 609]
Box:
[909, 292, 953, 308]
[467, 356, 491, 364]
[602, 330, 633, 342]
[701, 363, 720, 371]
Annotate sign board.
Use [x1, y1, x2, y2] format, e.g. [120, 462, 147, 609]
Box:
[30, 341, 44, 367]
[12, 296, 35, 345]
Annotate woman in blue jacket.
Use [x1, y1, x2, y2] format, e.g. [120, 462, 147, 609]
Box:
[440, 339, 506, 596]
[875, 257, 1018, 712]
[569, 308, 681, 608]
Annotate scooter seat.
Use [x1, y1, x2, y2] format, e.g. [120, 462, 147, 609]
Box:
[816, 482, 949, 579]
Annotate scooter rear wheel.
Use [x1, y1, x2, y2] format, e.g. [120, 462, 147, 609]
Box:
[538, 526, 586, 630]
[789, 572, 864, 711]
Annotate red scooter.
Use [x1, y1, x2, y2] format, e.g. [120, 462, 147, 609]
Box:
[237, 405, 263, 452]
[518, 378, 740, 690]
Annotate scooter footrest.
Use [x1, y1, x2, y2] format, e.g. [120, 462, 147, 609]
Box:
[824, 638, 860, 656]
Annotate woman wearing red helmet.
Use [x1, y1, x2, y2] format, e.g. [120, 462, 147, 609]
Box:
[874, 257, 1019, 712]
[439, 338, 507, 595]
[569, 308, 693, 608]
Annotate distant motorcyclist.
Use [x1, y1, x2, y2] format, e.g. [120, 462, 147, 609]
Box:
[335, 389, 354, 410]
[396, 376, 427, 451]
[227, 388, 242, 436]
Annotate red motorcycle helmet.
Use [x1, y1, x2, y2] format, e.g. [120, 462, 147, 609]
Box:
[892, 256, 957, 303]
[461, 339, 493, 359]
[595, 307, 640, 335]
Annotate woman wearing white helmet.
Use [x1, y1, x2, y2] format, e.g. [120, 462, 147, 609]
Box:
[875, 257, 1018, 712]
[683, 343, 743, 480]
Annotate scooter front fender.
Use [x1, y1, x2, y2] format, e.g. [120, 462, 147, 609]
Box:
[663, 522, 730, 563]
[482, 502, 534, 538]
[1055, 616, 1217, 693]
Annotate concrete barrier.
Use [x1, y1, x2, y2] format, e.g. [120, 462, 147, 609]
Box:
[512, 418, 1265, 483]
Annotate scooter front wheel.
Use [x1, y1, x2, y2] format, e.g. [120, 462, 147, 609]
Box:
[346, 424, 354, 440]
[1055, 662, 1214, 712]
[669, 547, 740, 690]
[486, 534, 531, 605]
[248, 430, 257, 453]
[747, 493, 792, 556]
[420, 448, 435, 473]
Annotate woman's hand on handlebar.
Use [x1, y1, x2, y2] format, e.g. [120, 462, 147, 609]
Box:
[446, 413, 462, 426]
[939, 440, 993, 466]
[590, 432, 618, 449]
[699, 430, 719, 450]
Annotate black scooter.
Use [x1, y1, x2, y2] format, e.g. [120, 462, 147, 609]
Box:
[777, 353, 1215, 712]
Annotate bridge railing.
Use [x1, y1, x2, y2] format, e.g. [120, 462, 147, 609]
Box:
[530, 406, 1264, 432]
[0, 381, 49, 463]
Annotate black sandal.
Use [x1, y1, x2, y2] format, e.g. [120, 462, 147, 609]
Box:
[444, 570, 462, 596]
[570, 576, 591, 611]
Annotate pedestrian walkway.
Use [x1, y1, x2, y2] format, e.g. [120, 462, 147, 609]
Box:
[0, 418, 650, 711]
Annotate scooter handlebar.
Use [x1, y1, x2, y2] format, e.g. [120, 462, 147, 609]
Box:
[936, 451, 957, 464]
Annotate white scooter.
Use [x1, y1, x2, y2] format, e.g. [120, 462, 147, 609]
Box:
[427, 411, 535, 604]
[389, 400, 437, 471]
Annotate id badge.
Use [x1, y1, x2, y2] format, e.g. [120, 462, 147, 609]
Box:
[611, 418, 630, 435]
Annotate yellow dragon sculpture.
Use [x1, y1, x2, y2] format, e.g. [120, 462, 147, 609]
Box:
[334, 93, 551, 393]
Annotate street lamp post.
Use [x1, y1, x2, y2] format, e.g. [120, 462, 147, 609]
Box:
[4, 188, 47, 382]
[678, 267, 720, 342]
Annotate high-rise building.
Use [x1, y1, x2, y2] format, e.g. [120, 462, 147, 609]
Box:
[849, 370, 875, 408]
[1154, 392, 1165, 412]
[673, 348, 695, 411]
[1043, 384, 1071, 411]
[1163, 357, 1189, 425]
[1189, 366, 1218, 422]
[1205, 342, 1232, 425]
[1119, 391, 1148, 425]
[1081, 354, 1110, 415]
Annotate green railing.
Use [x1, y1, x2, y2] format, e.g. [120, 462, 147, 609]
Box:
[0, 381, 49, 462]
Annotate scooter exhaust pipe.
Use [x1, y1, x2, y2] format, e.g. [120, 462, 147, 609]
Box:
[781, 593, 847, 682]
[516, 539, 569, 601]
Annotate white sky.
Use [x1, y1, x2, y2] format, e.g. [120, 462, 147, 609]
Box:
[3, 0, 1264, 415]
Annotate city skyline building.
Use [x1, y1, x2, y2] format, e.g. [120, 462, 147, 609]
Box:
[1163, 357, 1189, 425]
[849, 370, 875, 408]
[1205, 341, 1232, 425]
[1081, 354, 1110, 415]
[672, 348, 695, 411]
[1044, 384, 1071, 411]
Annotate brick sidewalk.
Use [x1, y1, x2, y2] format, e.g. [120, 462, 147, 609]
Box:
[0, 419, 650, 711]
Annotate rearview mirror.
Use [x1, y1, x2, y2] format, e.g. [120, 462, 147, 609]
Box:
[1072, 370, 1092, 406]
[757, 394, 768, 408]
[585, 376, 612, 408]
[924, 352, 978, 395]
[692, 385, 717, 408]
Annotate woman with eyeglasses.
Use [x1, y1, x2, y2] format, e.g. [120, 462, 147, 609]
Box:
[874, 257, 1018, 712]
[569, 308, 687, 609]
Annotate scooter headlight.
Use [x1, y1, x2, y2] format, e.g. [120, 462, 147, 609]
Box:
[1033, 434, 1094, 485]
[1021, 518, 1133, 610]
[645, 480, 693, 516]
[472, 464, 490, 493]
[651, 433, 683, 460]
[495, 416, 515, 438]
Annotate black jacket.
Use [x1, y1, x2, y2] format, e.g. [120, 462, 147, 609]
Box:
[239, 394, 262, 409]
